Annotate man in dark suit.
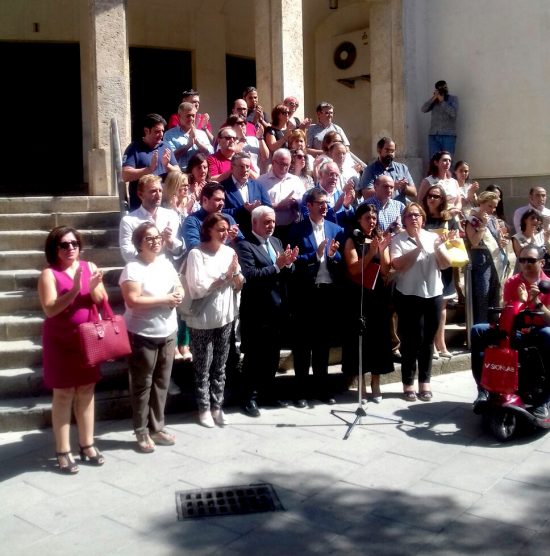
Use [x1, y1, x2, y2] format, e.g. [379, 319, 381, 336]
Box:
[236, 206, 299, 417]
[220, 153, 272, 236]
[289, 188, 345, 406]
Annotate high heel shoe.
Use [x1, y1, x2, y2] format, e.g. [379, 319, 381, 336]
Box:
[56, 451, 79, 474]
[79, 444, 105, 466]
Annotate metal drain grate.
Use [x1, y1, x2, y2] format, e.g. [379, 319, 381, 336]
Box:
[176, 483, 285, 519]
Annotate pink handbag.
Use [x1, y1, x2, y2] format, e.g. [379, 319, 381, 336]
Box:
[79, 299, 131, 367]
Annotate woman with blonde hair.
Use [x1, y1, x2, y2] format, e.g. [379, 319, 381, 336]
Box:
[465, 190, 510, 323]
[162, 171, 195, 219]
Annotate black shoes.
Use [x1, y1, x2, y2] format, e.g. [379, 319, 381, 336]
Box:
[473, 388, 489, 414]
[295, 399, 308, 408]
[243, 400, 261, 418]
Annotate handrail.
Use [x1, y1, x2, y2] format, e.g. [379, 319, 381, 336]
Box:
[110, 117, 128, 216]
[464, 263, 473, 349]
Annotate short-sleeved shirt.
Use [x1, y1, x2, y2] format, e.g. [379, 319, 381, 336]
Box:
[119, 256, 179, 338]
[357, 159, 414, 206]
[122, 140, 178, 210]
[163, 126, 213, 171]
[390, 229, 443, 298]
[307, 123, 349, 151]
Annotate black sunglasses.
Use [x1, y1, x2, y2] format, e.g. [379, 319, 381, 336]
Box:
[518, 257, 540, 264]
[58, 240, 79, 250]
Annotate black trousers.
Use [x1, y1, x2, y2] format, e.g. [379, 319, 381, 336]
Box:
[291, 283, 339, 399]
[394, 290, 442, 386]
[240, 317, 282, 404]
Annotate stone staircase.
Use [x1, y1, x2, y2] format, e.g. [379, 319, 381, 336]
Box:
[0, 195, 470, 432]
[0, 196, 128, 431]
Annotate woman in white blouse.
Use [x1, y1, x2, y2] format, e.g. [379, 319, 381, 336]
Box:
[184, 213, 244, 428]
[390, 203, 451, 402]
[418, 151, 462, 218]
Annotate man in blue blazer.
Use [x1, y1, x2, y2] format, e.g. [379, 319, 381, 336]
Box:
[236, 206, 298, 417]
[220, 152, 272, 236]
[289, 188, 345, 406]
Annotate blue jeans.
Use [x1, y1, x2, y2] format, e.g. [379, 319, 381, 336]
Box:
[429, 135, 457, 158]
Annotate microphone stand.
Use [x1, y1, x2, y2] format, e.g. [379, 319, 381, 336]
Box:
[331, 236, 402, 439]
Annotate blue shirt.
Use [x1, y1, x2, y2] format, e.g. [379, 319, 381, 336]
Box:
[365, 197, 405, 232]
[180, 208, 244, 251]
[357, 159, 414, 205]
[163, 126, 213, 171]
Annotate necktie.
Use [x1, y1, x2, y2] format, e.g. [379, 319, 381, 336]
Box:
[265, 239, 277, 263]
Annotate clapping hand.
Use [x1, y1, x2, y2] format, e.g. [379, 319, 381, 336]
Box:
[89, 269, 104, 291]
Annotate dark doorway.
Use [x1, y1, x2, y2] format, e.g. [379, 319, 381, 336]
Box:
[226, 55, 256, 115]
[0, 42, 83, 196]
[129, 47, 192, 140]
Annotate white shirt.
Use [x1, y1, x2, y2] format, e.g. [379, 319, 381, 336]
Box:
[232, 176, 249, 204]
[256, 171, 303, 226]
[184, 244, 240, 329]
[390, 229, 443, 298]
[119, 205, 184, 263]
[311, 218, 332, 284]
[119, 257, 179, 338]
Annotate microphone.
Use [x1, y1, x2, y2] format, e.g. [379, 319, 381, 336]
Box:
[353, 228, 370, 245]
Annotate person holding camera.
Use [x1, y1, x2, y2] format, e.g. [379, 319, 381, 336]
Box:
[421, 80, 459, 158]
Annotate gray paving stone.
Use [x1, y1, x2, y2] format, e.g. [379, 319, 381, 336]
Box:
[427, 512, 537, 555]
[343, 451, 438, 491]
[466, 477, 549, 530]
[425, 452, 516, 493]
[0, 514, 50, 552]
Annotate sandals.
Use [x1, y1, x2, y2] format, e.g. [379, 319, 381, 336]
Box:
[418, 390, 433, 402]
[403, 391, 417, 402]
[56, 451, 79, 474]
[79, 444, 105, 466]
[136, 432, 155, 453]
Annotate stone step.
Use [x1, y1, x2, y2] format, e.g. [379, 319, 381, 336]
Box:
[0, 287, 124, 319]
[0, 360, 130, 400]
[0, 196, 119, 214]
[0, 267, 122, 291]
[445, 323, 468, 349]
[0, 247, 124, 271]
[0, 351, 473, 432]
[0, 211, 121, 231]
[0, 228, 119, 251]
[0, 338, 43, 369]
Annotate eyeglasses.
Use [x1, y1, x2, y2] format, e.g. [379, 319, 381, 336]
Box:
[273, 160, 290, 167]
[312, 201, 328, 206]
[287, 102, 299, 107]
[58, 240, 79, 250]
[220, 136, 237, 141]
[145, 235, 163, 244]
[407, 213, 422, 219]
[518, 257, 540, 264]
[427, 194, 441, 200]
[292, 154, 305, 159]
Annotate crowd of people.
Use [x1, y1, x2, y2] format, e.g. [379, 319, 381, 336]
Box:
[40, 84, 550, 472]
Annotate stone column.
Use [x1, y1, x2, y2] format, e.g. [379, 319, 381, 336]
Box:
[254, 0, 305, 119]
[80, 0, 131, 195]
[369, 0, 405, 150]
